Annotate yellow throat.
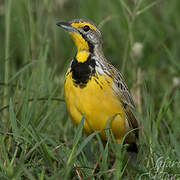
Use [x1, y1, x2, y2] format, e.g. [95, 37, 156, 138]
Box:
[68, 32, 89, 63]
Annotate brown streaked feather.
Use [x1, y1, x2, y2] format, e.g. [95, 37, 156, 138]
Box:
[112, 66, 139, 141]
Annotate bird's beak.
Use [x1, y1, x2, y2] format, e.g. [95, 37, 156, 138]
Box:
[56, 21, 77, 32]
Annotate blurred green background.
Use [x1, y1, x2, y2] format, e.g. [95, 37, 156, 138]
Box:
[0, 0, 180, 179]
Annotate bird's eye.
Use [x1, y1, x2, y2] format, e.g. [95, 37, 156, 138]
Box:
[83, 25, 90, 32]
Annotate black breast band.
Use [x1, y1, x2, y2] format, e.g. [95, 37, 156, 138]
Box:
[70, 56, 96, 88]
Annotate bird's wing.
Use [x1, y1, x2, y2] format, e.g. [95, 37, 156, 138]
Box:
[107, 62, 140, 139]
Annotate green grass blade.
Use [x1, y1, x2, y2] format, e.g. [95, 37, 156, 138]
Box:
[67, 115, 85, 165]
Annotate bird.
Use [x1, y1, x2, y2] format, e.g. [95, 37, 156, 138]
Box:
[56, 19, 139, 152]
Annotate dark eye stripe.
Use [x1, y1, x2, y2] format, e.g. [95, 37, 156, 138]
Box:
[83, 25, 90, 32]
[79, 28, 94, 53]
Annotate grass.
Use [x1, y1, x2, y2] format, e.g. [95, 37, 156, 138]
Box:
[0, 0, 180, 179]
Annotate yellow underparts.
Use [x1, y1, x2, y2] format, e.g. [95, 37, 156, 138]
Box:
[64, 70, 127, 143]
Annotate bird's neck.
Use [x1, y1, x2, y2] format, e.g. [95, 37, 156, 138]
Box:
[75, 44, 103, 63]
[75, 50, 90, 63]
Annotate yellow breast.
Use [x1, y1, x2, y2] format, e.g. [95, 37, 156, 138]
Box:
[64, 69, 127, 143]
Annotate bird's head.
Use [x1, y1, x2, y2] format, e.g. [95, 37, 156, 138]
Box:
[56, 19, 102, 55]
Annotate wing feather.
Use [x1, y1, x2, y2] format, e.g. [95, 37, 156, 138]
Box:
[105, 61, 140, 139]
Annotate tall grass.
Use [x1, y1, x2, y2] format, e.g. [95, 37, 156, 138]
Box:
[3, 0, 12, 115]
[0, 0, 180, 179]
